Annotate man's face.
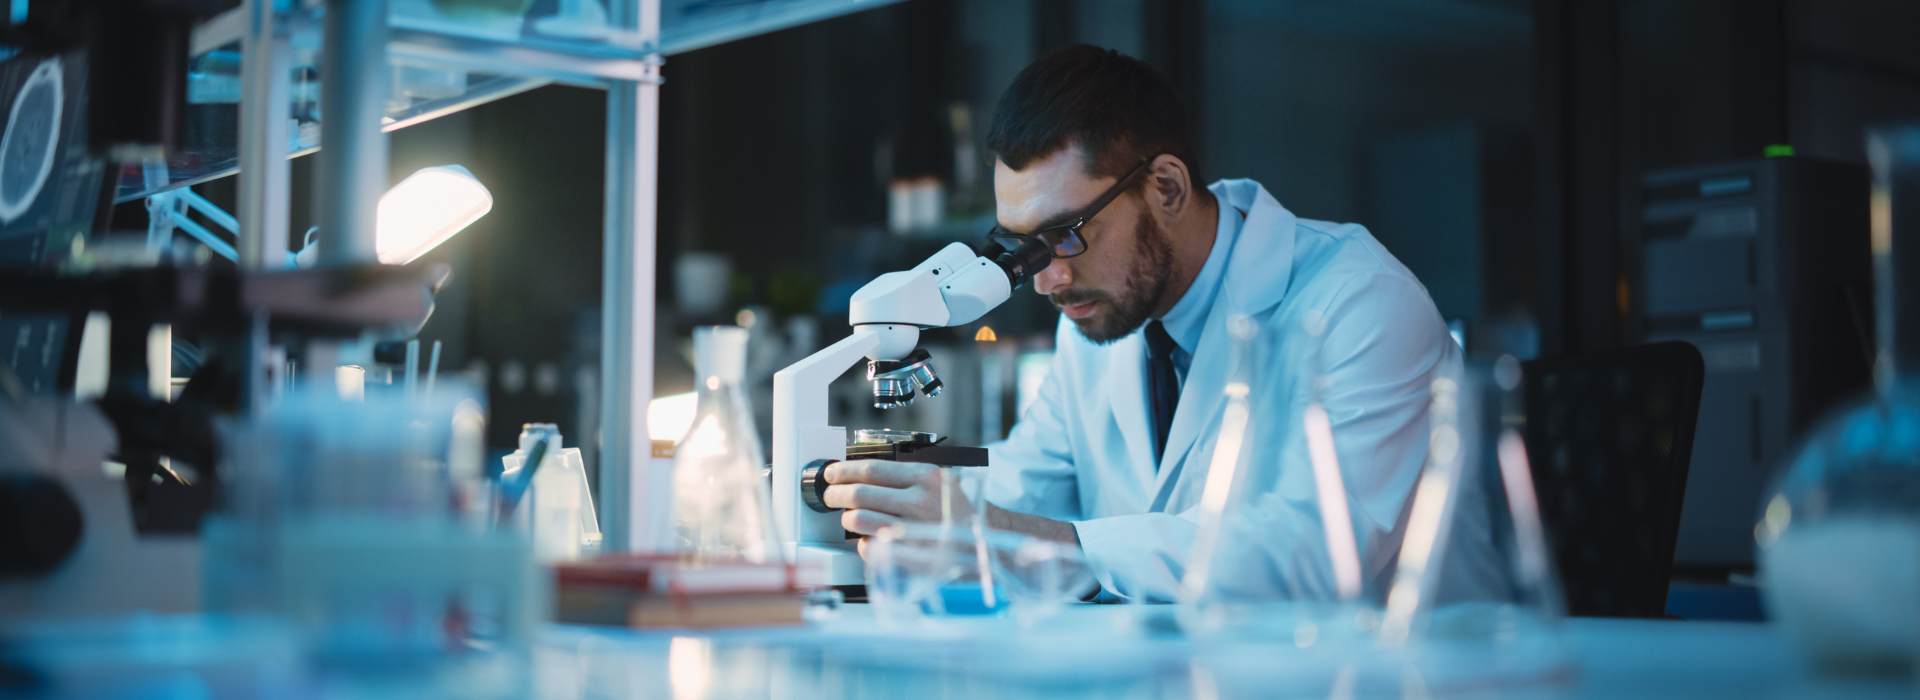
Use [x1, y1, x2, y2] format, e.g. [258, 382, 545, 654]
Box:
[995, 147, 1175, 344]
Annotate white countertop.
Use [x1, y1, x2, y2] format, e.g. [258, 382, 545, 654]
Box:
[531, 604, 1913, 699]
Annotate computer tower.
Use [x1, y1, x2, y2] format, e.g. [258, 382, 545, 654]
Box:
[1636, 157, 1872, 568]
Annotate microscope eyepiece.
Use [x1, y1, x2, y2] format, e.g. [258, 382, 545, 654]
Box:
[867, 348, 941, 409]
[993, 236, 1054, 291]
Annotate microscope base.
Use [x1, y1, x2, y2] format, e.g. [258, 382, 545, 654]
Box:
[790, 542, 864, 586]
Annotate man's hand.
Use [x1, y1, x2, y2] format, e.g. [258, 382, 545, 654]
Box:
[821, 460, 1080, 558]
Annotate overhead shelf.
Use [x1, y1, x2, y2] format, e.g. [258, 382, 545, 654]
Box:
[118, 0, 904, 203]
[659, 0, 909, 55]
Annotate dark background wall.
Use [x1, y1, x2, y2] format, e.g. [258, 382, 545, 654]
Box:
[357, 0, 1918, 522]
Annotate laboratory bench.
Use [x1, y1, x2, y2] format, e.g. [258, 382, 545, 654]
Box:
[529, 604, 1910, 699]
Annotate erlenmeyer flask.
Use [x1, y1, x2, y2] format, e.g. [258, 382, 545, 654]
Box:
[1179, 312, 1377, 650]
[1375, 355, 1569, 690]
[657, 326, 780, 563]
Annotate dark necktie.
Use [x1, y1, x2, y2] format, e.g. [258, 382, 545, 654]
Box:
[1144, 320, 1180, 467]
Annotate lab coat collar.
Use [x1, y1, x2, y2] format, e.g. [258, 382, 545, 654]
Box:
[1209, 179, 1297, 318]
[1147, 179, 1298, 506]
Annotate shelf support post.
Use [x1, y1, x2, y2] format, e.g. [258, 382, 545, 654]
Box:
[599, 0, 662, 552]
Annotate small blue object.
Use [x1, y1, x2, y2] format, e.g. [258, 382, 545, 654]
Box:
[931, 583, 1008, 615]
[1666, 584, 1767, 621]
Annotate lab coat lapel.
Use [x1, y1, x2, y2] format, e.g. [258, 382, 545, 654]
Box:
[1148, 311, 1231, 509]
[1102, 333, 1159, 492]
[1147, 180, 1298, 511]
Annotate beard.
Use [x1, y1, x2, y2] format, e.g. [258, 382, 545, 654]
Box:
[1051, 211, 1175, 345]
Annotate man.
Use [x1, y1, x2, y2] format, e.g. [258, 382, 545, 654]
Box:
[821, 45, 1465, 602]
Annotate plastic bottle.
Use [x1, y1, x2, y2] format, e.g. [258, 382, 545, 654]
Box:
[502, 424, 601, 562]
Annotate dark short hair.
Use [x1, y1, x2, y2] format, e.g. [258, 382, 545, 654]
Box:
[987, 45, 1199, 188]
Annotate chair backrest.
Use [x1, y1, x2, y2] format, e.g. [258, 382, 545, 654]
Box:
[1522, 341, 1705, 617]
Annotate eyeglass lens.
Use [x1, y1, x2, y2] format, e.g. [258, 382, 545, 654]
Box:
[992, 225, 1085, 259]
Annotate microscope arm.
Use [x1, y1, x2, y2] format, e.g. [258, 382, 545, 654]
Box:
[771, 330, 879, 547]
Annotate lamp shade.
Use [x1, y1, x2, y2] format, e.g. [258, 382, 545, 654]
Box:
[376, 164, 492, 264]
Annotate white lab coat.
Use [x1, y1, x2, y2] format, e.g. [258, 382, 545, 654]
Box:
[986, 179, 1471, 603]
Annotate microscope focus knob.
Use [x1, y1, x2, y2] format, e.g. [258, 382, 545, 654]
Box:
[800, 459, 839, 513]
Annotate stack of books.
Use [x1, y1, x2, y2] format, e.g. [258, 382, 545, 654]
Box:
[553, 554, 805, 629]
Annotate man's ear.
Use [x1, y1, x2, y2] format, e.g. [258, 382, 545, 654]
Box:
[1144, 154, 1195, 222]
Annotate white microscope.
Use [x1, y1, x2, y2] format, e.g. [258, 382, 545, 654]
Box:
[772, 238, 1052, 586]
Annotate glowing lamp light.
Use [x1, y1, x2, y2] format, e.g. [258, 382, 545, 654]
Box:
[647, 391, 699, 442]
[376, 164, 492, 264]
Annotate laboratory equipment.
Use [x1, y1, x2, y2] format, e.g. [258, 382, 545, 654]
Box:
[831, 429, 997, 620]
[1179, 315, 1373, 633]
[287, 164, 494, 266]
[1194, 355, 1568, 695]
[501, 423, 603, 562]
[1759, 124, 1920, 675]
[0, 397, 206, 618]
[774, 236, 1052, 586]
[1376, 356, 1568, 687]
[1635, 157, 1872, 567]
[0, 261, 441, 543]
[865, 522, 1093, 627]
[203, 382, 541, 696]
[657, 325, 780, 563]
[795, 430, 990, 515]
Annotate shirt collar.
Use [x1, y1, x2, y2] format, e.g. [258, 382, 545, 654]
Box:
[1155, 189, 1242, 355]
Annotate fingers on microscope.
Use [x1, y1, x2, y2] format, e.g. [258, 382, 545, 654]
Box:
[841, 508, 902, 535]
[825, 459, 930, 489]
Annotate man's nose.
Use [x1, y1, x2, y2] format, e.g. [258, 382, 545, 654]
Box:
[1032, 258, 1072, 295]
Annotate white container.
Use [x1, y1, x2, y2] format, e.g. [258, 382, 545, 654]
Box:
[502, 425, 602, 563]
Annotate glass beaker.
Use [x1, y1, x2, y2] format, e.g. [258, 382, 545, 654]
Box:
[203, 379, 537, 697]
[864, 521, 1092, 627]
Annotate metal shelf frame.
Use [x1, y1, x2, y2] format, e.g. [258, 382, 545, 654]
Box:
[229, 0, 661, 551]
[213, 0, 912, 552]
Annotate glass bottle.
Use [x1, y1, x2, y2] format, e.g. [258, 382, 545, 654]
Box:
[658, 325, 780, 563]
[1759, 125, 1920, 674]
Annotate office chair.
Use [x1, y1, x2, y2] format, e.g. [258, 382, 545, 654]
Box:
[1522, 341, 1705, 617]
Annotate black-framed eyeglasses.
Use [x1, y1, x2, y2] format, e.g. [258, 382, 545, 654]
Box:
[986, 158, 1157, 259]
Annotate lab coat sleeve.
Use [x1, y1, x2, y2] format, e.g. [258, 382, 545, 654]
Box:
[1311, 273, 1455, 589]
[1075, 272, 1454, 603]
[983, 321, 1083, 521]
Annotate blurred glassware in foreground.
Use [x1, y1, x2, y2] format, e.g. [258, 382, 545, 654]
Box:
[1183, 314, 1569, 696]
[1371, 355, 1568, 688]
[855, 427, 1011, 624]
[0, 614, 307, 699]
[501, 423, 603, 562]
[865, 521, 1093, 627]
[201, 381, 540, 698]
[656, 326, 780, 563]
[1179, 314, 1375, 639]
[1760, 124, 1920, 675]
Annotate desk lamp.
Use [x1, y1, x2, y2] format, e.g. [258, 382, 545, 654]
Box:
[149, 164, 490, 267]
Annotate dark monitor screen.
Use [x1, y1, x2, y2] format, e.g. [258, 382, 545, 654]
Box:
[0, 48, 105, 397]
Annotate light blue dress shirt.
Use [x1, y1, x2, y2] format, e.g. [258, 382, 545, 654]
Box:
[1153, 198, 1242, 387]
